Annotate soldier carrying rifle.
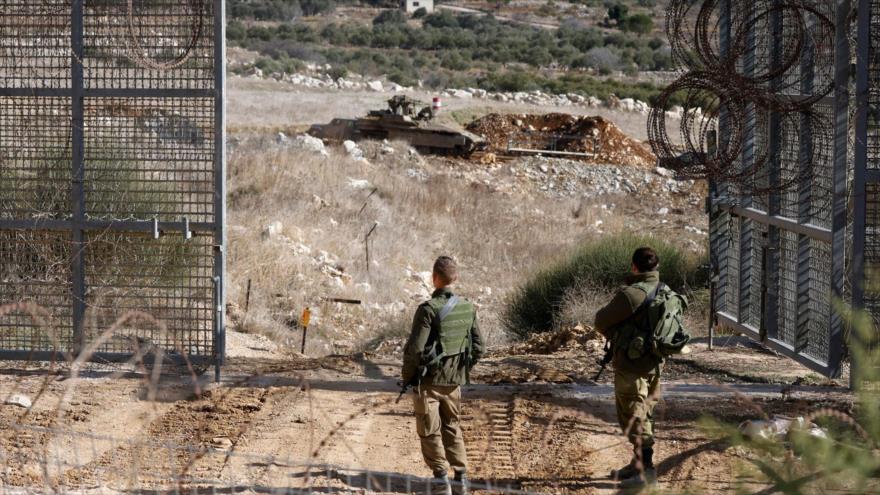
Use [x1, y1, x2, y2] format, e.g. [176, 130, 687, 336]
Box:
[401, 256, 484, 494]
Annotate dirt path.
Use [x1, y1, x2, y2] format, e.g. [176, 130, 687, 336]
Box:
[0, 341, 856, 494]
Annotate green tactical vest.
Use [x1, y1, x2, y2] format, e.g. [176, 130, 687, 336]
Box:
[427, 295, 476, 357]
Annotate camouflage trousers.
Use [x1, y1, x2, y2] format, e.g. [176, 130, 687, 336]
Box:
[412, 384, 468, 475]
[614, 366, 661, 448]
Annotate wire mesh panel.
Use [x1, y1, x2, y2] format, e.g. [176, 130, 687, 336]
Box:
[707, 0, 848, 377]
[83, 1, 215, 90]
[0, 97, 72, 221]
[83, 97, 215, 223]
[0, 231, 73, 354]
[851, 0, 880, 382]
[0, 2, 71, 89]
[83, 233, 214, 357]
[0, 1, 225, 369]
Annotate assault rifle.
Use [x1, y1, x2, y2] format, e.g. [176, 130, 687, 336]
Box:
[593, 340, 613, 381]
[396, 364, 427, 403]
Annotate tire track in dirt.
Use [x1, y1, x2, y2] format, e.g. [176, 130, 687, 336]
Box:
[462, 394, 516, 482]
[61, 385, 281, 490]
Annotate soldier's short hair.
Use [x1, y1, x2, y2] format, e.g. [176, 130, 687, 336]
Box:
[433, 256, 459, 285]
[632, 247, 659, 273]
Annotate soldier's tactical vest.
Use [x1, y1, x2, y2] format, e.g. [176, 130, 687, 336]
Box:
[428, 296, 475, 357]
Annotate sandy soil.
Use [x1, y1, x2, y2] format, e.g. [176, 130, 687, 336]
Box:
[0, 332, 855, 494]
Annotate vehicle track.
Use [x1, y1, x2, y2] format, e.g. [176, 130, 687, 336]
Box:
[462, 395, 516, 482]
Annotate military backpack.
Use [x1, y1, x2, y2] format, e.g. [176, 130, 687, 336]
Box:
[612, 281, 691, 373]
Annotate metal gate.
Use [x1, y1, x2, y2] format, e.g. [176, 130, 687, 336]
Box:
[705, 0, 850, 377]
[852, 0, 880, 381]
[0, 1, 225, 371]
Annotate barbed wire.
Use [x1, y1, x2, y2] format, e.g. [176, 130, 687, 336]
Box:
[0, 301, 869, 493]
[648, 0, 838, 195]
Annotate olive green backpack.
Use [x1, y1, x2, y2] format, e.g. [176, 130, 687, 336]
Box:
[613, 282, 691, 373]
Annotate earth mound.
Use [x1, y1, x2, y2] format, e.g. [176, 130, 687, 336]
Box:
[466, 113, 656, 167]
[507, 324, 605, 355]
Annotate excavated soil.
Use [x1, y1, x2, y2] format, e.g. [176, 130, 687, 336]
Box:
[466, 113, 657, 167]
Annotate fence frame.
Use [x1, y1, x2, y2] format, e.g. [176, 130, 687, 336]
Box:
[709, 0, 851, 378]
[0, 1, 227, 377]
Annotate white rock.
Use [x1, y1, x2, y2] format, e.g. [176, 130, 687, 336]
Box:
[291, 134, 328, 156]
[5, 394, 31, 409]
[451, 89, 472, 99]
[262, 221, 283, 239]
[367, 80, 384, 92]
[655, 167, 674, 178]
[346, 177, 372, 190]
[657, 207, 670, 215]
[291, 242, 312, 255]
[276, 132, 289, 144]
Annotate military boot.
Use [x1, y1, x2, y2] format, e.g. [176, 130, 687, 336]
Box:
[610, 448, 640, 481]
[431, 472, 452, 495]
[618, 447, 657, 490]
[453, 470, 469, 495]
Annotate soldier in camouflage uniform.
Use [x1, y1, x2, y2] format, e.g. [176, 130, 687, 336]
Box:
[402, 256, 484, 493]
[594, 247, 663, 489]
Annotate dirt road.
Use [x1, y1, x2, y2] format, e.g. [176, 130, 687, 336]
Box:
[0, 331, 853, 494]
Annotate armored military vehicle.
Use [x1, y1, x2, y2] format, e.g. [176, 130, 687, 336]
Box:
[308, 96, 486, 156]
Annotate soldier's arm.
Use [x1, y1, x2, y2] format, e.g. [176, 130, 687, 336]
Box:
[402, 303, 434, 382]
[594, 289, 638, 337]
[469, 310, 485, 364]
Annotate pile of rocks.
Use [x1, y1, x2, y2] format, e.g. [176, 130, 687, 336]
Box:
[508, 156, 699, 201]
[243, 66, 412, 93]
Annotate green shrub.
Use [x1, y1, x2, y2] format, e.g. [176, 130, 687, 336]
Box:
[704, 305, 880, 493]
[373, 9, 406, 25]
[622, 13, 653, 35]
[503, 233, 707, 337]
[412, 6, 428, 18]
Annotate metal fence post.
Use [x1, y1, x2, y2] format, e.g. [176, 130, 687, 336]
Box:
[71, 0, 86, 358]
[828, 0, 852, 380]
[214, 0, 228, 380]
[850, 0, 871, 388]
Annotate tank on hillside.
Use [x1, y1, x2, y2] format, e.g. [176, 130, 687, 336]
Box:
[308, 96, 486, 156]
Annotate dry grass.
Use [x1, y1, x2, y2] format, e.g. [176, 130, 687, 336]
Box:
[226, 135, 606, 352]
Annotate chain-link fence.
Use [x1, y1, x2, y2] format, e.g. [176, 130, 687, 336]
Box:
[0, 2, 225, 372]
